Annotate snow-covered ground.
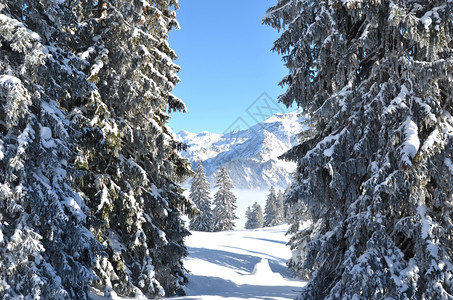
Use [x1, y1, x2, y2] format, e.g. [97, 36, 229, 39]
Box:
[91, 225, 305, 300]
[174, 225, 305, 300]
[93, 188, 303, 299]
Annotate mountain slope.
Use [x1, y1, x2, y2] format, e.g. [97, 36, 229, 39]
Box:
[177, 110, 306, 190]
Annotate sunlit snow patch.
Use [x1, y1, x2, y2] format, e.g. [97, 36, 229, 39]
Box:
[40, 126, 56, 148]
[402, 118, 420, 166]
[248, 258, 284, 284]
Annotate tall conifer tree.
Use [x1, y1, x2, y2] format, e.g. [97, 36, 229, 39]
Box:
[72, 0, 193, 297]
[0, 0, 193, 298]
[0, 1, 101, 298]
[264, 186, 279, 227]
[276, 189, 286, 224]
[212, 167, 238, 231]
[189, 163, 213, 232]
[265, 1, 453, 299]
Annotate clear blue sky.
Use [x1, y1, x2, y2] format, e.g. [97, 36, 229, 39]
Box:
[168, 0, 294, 134]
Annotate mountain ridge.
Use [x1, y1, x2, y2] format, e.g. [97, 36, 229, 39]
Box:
[177, 110, 306, 190]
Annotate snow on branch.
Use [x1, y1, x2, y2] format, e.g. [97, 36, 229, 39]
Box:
[304, 128, 348, 160]
[383, 85, 409, 116]
[401, 118, 420, 166]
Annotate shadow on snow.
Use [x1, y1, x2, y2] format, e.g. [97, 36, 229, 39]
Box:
[186, 247, 294, 278]
[243, 236, 288, 246]
[184, 274, 302, 299]
[187, 247, 262, 274]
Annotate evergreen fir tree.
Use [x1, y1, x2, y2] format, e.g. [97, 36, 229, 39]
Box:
[276, 189, 286, 224]
[254, 202, 265, 229]
[0, 1, 102, 298]
[71, 0, 194, 297]
[245, 202, 264, 230]
[245, 207, 252, 228]
[189, 162, 213, 232]
[265, 1, 453, 299]
[0, 0, 192, 298]
[264, 187, 279, 227]
[212, 167, 238, 231]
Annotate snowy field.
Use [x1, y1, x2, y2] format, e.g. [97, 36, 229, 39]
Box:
[92, 188, 304, 300]
[91, 225, 305, 300]
[174, 224, 305, 300]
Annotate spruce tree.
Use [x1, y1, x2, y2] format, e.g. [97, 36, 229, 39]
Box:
[0, 1, 101, 298]
[265, 1, 453, 299]
[245, 202, 264, 230]
[276, 189, 286, 224]
[212, 167, 238, 231]
[264, 186, 279, 227]
[245, 207, 252, 228]
[0, 0, 192, 298]
[189, 162, 213, 232]
[71, 0, 193, 297]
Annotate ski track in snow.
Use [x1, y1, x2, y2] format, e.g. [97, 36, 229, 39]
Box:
[174, 224, 305, 300]
[91, 225, 305, 300]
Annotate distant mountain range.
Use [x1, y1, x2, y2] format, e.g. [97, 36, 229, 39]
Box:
[177, 110, 307, 190]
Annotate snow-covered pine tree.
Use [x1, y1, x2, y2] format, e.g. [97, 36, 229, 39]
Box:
[212, 167, 238, 231]
[265, 1, 453, 299]
[189, 162, 213, 232]
[264, 186, 279, 227]
[245, 202, 264, 230]
[70, 0, 194, 297]
[254, 202, 264, 229]
[276, 189, 286, 224]
[245, 207, 252, 228]
[0, 1, 101, 298]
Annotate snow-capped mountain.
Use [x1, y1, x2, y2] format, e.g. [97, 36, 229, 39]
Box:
[177, 110, 306, 190]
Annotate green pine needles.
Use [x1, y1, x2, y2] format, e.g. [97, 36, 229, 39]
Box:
[265, 1, 453, 299]
[0, 0, 193, 298]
